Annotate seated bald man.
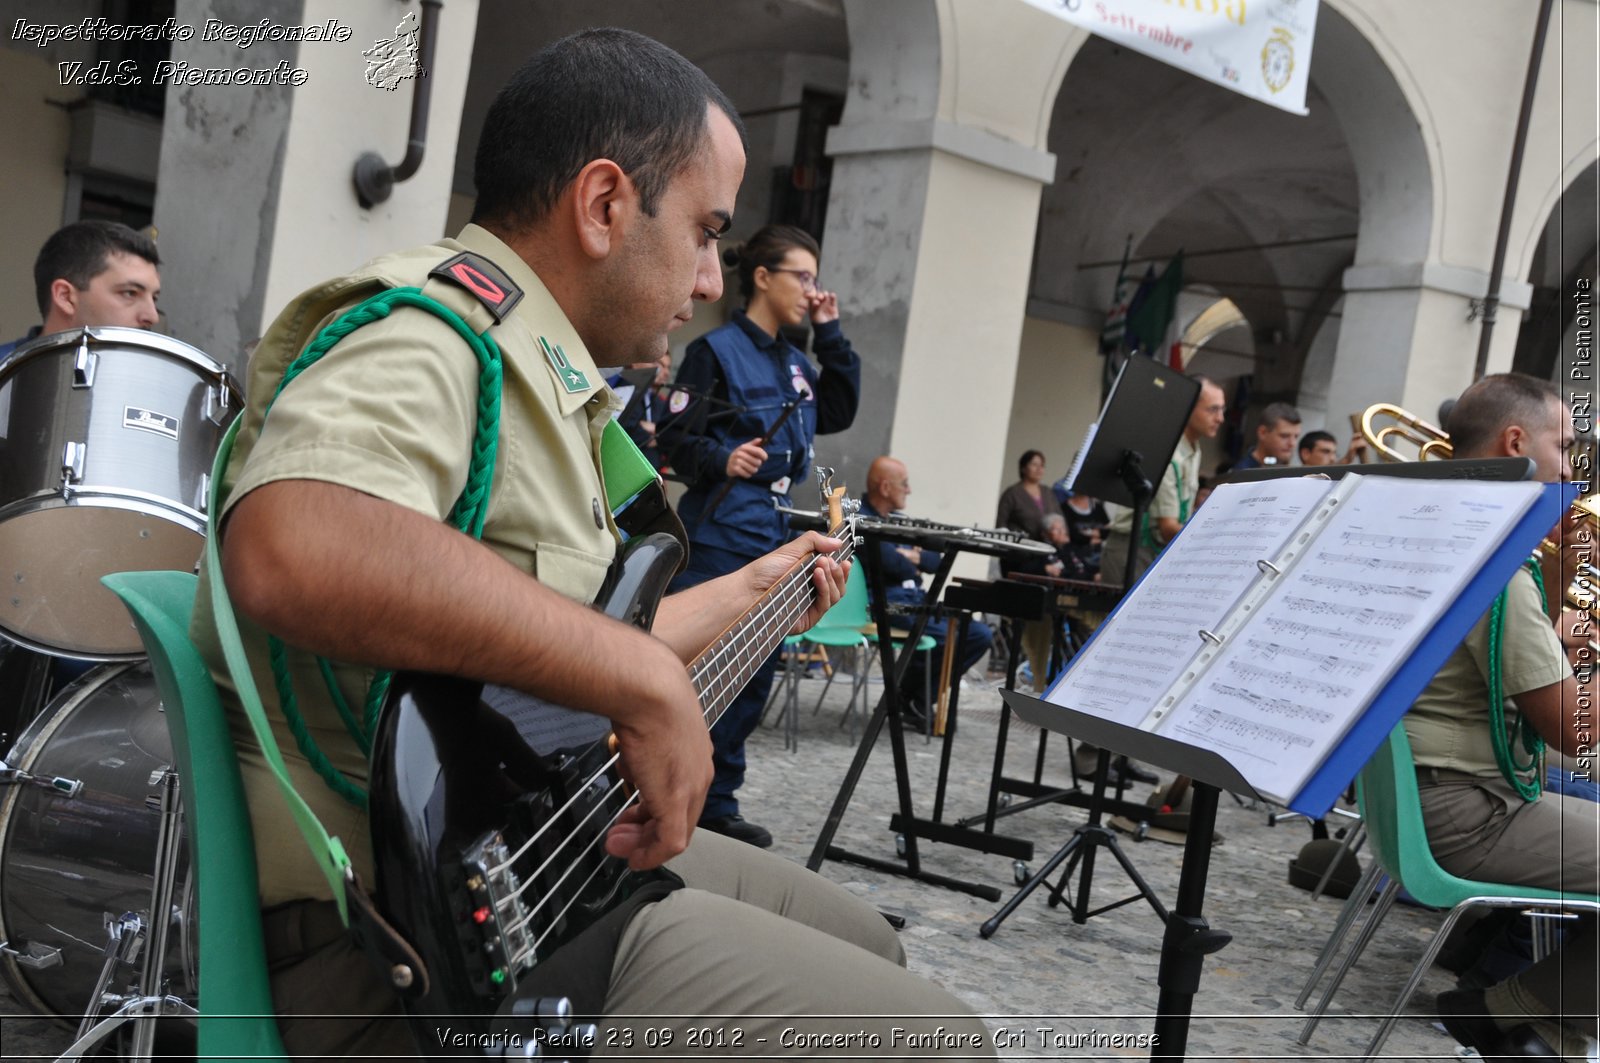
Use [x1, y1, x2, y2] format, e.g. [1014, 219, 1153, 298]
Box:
[858, 456, 994, 723]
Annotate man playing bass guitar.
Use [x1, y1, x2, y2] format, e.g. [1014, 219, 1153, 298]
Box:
[193, 27, 992, 1060]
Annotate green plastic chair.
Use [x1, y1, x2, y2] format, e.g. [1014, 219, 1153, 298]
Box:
[1297, 722, 1599, 1057]
[765, 565, 872, 746]
[102, 570, 290, 1063]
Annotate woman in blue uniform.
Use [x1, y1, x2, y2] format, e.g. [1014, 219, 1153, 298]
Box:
[664, 224, 861, 847]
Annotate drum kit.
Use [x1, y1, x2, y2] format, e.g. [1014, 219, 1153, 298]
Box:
[0, 326, 239, 1058]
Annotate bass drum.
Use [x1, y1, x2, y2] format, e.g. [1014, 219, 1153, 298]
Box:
[0, 662, 195, 1019]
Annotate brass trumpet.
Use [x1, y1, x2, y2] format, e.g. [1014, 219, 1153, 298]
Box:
[1351, 402, 1454, 462]
[1354, 401, 1599, 654]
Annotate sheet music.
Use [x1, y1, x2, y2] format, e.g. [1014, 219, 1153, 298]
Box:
[1045, 477, 1334, 727]
[1156, 476, 1542, 802]
[1061, 421, 1098, 494]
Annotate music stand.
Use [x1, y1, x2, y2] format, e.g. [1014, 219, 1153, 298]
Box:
[976, 358, 1199, 933]
[1067, 356, 1200, 592]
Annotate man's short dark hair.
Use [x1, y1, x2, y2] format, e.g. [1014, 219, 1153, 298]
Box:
[1258, 401, 1302, 431]
[472, 28, 747, 231]
[34, 220, 160, 317]
[1446, 372, 1561, 457]
[1298, 429, 1336, 456]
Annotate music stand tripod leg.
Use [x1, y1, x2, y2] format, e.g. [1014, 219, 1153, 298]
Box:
[981, 749, 1168, 935]
[1151, 783, 1233, 1061]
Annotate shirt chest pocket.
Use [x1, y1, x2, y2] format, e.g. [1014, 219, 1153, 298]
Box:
[533, 540, 615, 604]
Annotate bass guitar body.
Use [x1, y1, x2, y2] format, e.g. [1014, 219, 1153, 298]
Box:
[367, 532, 683, 1052]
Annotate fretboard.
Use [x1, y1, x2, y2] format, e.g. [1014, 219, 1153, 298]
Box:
[686, 535, 855, 728]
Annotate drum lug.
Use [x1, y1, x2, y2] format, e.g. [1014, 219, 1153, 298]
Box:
[73, 335, 97, 388]
[0, 938, 63, 970]
[61, 440, 87, 494]
[205, 379, 233, 425]
[197, 472, 211, 514]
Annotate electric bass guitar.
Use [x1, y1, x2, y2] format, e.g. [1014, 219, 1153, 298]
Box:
[366, 472, 856, 1052]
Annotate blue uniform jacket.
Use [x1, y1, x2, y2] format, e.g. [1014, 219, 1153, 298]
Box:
[668, 310, 860, 558]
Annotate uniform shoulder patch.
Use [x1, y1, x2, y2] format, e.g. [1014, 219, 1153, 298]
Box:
[428, 251, 524, 322]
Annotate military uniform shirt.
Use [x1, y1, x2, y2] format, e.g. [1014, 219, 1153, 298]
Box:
[192, 224, 622, 905]
[1406, 566, 1569, 779]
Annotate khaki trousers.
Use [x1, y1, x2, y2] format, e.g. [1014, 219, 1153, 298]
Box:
[1419, 776, 1600, 1034]
[265, 831, 993, 1059]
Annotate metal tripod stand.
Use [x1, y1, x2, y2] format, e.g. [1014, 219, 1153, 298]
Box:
[53, 767, 196, 1063]
[981, 748, 1168, 937]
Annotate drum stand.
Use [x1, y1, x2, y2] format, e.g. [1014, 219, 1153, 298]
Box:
[54, 768, 196, 1063]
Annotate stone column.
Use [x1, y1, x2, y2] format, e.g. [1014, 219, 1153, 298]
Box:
[153, 0, 479, 372]
[820, 0, 1079, 536]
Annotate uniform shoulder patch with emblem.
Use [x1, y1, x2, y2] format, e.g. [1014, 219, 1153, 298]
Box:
[428, 251, 524, 322]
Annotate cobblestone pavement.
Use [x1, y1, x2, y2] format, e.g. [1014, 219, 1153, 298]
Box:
[2, 667, 1475, 1060]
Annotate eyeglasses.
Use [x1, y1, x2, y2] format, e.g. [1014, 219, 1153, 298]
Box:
[768, 268, 818, 292]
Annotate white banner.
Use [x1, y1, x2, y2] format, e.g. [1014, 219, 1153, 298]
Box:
[1020, 0, 1320, 116]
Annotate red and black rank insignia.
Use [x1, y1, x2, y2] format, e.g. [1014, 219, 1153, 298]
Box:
[429, 252, 524, 322]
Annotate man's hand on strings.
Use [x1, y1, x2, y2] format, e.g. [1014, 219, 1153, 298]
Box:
[740, 532, 849, 633]
[604, 661, 713, 870]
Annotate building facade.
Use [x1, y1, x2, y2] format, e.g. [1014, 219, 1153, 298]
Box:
[2, 0, 1595, 543]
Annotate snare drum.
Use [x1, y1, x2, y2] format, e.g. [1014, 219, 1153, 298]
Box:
[0, 662, 195, 1018]
[0, 328, 239, 659]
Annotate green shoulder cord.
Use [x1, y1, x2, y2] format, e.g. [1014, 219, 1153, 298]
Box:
[1139, 459, 1189, 551]
[1485, 559, 1548, 801]
[260, 288, 504, 809]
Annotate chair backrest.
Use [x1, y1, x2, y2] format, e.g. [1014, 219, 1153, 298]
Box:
[102, 570, 289, 1063]
[814, 558, 872, 631]
[1358, 722, 1571, 909]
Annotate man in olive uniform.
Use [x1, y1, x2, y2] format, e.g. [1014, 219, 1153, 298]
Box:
[196, 28, 991, 1059]
[1407, 373, 1597, 1060]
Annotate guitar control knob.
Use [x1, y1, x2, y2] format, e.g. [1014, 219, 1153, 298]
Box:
[391, 964, 415, 990]
[508, 995, 573, 1026]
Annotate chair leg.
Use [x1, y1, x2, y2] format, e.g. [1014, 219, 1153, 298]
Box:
[1298, 877, 1401, 1044]
[1296, 858, 1385, 1010]
[1311, 820, 1367, 902]
[1361, 903, 1477, 1060]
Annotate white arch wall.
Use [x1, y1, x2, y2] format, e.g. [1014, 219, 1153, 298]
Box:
[1322, 0, 1594, 423]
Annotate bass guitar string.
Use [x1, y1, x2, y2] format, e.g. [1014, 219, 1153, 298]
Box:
[492, 545, 835, 900]
[498, 549, 839, 954]
[512, 551, 847, 965]
[485, 543, 838, 883]
[493, 539, 856, 951]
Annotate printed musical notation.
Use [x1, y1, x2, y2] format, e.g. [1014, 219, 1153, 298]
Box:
[1224, 659, 1355, 700]
[1278, 595, 1410, 631]
[1240, 637, 1374, 681]
[1172, 706, 1318, 753]
[1054, 473, 1543, 804]
[1299, 573, 1431, 601]
[1314, 549, 1452, 576]
[1210, 682, 1334, 725]
[1341, 530, 1471, 555]
[1048, 477, 1333, 729]
[1268, 618, 1395, 654]
[1158, 475, 1542, 802]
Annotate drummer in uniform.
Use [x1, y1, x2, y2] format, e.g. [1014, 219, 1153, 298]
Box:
[0, 220, 162, 363]
[0, 220, 162, 721]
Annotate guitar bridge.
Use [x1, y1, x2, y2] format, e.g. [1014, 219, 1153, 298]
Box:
[455, 833, 534, 1000]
